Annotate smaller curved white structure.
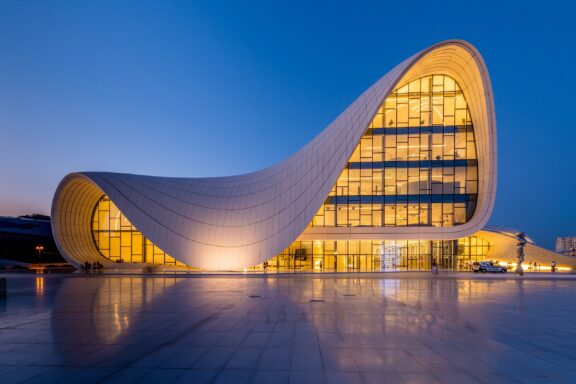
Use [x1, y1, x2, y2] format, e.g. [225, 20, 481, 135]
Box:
[479, 227, 576, 269]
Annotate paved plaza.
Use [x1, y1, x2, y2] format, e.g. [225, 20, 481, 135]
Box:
[1, 273, 576, 383]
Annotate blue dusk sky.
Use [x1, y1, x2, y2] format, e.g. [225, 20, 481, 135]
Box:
[0, 1, 574, 249]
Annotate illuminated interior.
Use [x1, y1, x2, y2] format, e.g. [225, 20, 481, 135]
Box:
[264, 237, 490, 272]
[91, 196, 186, 266]
[311, 75, 478, 228]
[256, 75, 485, 272]
[90, 194, 491, 271]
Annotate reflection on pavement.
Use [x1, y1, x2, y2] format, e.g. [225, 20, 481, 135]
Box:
[1, 274, 575, 383]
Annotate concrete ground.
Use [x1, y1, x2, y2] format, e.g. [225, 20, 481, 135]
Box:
[1, 273, 575, 383]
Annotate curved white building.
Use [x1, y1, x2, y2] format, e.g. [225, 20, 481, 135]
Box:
[51, 40, 574, 271]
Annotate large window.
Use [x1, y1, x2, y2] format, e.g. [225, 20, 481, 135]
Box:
[91, 196, 185, 266]
[257, 237, 490, 273]
[311, 75, 478, 228]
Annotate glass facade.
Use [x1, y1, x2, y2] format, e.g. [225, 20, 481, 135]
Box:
[311, 75, 478, 228]
[259, 75, 486, 272]
[258, 237, 490, 273]
[91, 196, 186, 266]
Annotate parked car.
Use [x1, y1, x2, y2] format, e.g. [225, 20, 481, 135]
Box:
[472, 261, 507, 273]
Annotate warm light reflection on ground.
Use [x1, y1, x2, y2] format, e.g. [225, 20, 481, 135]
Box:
[1, 273, 576, 382]
[35, 277, 44, 296]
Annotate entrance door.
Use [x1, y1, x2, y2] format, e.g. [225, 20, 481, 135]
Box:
[346, 255, 360, 271]
[381, 242, 401, 271]
[432, 240, 457, 270]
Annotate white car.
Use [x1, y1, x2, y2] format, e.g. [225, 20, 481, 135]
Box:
[472, 261, 507, 273]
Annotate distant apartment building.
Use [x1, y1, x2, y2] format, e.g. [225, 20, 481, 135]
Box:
[0, 214, 64, 263]
[556, 237, 576, 257]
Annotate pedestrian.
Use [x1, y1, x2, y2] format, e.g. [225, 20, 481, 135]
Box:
[551, 260, 557, 273]
[263, 261, 268, 274]
[432, 259, 438, 274]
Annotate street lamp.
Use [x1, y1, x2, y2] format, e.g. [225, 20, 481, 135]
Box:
[35, 245, 44, 264]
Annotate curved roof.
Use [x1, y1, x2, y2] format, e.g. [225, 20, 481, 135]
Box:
[52, 40, 497, 270]
[478, 228, 576, 269]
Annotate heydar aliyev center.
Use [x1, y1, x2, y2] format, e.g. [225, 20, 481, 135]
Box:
[51, 40, 576, 272]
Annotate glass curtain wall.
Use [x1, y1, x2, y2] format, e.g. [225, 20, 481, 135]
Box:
[258, 238, 490, 273]
[91, 196, 186, 266]
[260, 75, 485, 272]
[311, 75, 478, 228]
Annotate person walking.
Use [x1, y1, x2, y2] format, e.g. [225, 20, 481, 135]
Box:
[551, 260, 557, 273]
[431, 259, 439, 274]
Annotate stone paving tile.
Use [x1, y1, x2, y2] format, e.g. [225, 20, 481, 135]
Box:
[212, 369, 253, 384]
[401, 372, 445, 383]
[325, 371, 364, 384]
[101, 367, 152, 383]
[158, 346, 208, 369]
[135, 368, 185, 383]
[362, 372, 406, 383]
[173, 369, 218, 384]
[190, 346, 235, 369]
[433, 372, 482, 384]
[289, 370, 325, 384]
[258, 347, 291, 371]
[225, 347, 262, 370]
[1, 274, 576, 383]
[252, 370, 289, 384]
[321, 347, 358, 372]
[0, 366, 54, 383]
